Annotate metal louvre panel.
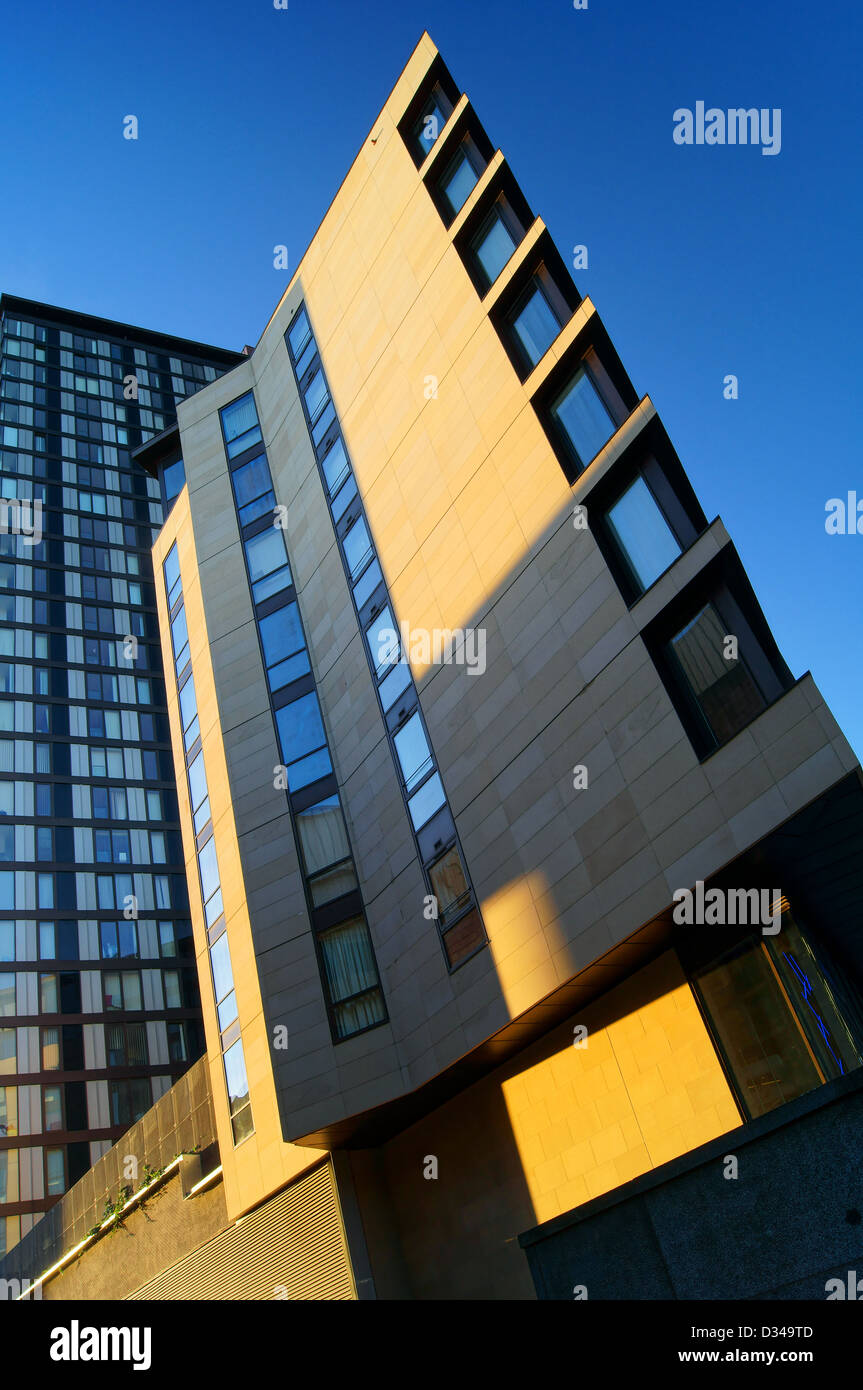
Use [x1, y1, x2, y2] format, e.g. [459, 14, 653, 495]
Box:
[127, 1161, 355, 1301]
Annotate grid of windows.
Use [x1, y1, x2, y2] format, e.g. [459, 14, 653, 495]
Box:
[218, 392, 387, 1040]
[0, 303, 233, 1251]
[285, 310, 485, 971]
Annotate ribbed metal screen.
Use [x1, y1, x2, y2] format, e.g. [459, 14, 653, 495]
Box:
[127, 1161, 355, 1301]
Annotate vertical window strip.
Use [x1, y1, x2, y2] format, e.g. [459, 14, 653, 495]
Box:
[284, 308, 487, 971]
[217, 398, 387, 1043]
[162, 542, 252, 1144]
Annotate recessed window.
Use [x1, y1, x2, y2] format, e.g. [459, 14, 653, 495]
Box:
[606, 475, 682, 594]
[668, 603, 767, 749]
[548, 362, 616, 474]
[438, 140, 483, 218]
[506, 274, 564, 371]
[470, 202, 519, 290]
[412, 82, 452, 159]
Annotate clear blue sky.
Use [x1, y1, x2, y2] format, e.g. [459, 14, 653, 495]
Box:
[3, 0, 861, 754]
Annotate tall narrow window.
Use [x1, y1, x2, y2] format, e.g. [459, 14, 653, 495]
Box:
[668, 604, 766, 748]
[549, 363, 616, 473]
[606, 475, 682, 594]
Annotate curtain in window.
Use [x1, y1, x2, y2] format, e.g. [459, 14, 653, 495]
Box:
[296, 797, 349, 877]
[222, 394, 259, 444]
[319, 918, 384, 1039]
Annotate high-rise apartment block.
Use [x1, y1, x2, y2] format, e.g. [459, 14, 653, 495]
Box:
[0, 296, 241, 1255]
[2, 34, 861, 1300]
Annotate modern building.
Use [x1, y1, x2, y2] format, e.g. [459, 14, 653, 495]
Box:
[2, 33, 862, 1300]
[0, 295, 242, 1257]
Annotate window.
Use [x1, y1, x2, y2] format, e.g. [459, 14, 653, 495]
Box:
[275, 692, 331, 790]
[209, 933, 236, 1029]
[100, 920, 138, 960]
[303, 369, 329, 426]
[317, 917, 386, 1040]
[109, 1077, 151, 1127]
[0, 973, 14, 1017]
[105, 1021, 147, 1067]
[259, 602, 310, 691]
[470, 202, 519, 289]
[167, 1021, 187, 1062]
[162, 456, 186, 507]
[428, 846, 470, 925]
[171, 604, 190, 674]
[439, 141, 482, 217]
[0, 1028, 14, 1075]
[393, 712, 434, 793]
[689, 913, 863, 1120]
[103, 971, 142, 1011]
[321, 437, 350, 497]
[0, 1085, 17, 1136]
[164, 544, 182, 609]
[667, 603, 767, 749]
[548, 362, 616, 474]
[244, 527, 291, 604]
[605, 475, 682, 594]
[197, 834, 223, 927]
[187, 748, 211, 834]
[231, 454, 275, 528]
[366, 605, 400, 678]
[43, 1085, 63, 1131]
[39, 973, 58, 1013]
[343, 517, 373, 581]
[412, 82, 451, 158]
[178, 672, 199, 751]
[41, 1026, 60, 1070]
[287, 308, 312, 362]
[407, 772, 446, 830]
[295, 795, 357, 906]
[353, 559, 382, 611]
[223, 1038, 253, 1144]
[221, 393, 262, 460]
[45, 1147, 65, 1196]
[506, 274, 564, 371]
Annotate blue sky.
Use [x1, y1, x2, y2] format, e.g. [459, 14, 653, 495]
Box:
[3, 0, 861, 753]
